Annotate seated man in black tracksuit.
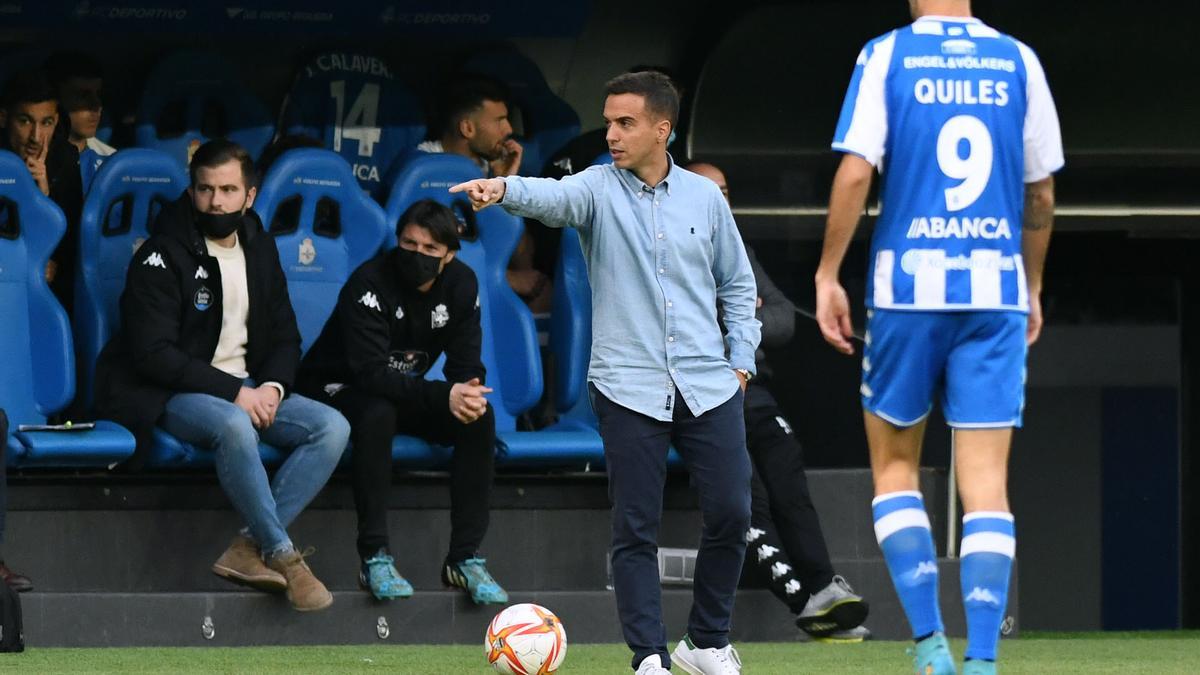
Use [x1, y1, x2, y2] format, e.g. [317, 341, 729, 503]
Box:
[298, 199, 506, 604]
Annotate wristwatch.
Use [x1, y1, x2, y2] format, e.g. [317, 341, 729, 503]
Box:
[735, 368, 753, 383]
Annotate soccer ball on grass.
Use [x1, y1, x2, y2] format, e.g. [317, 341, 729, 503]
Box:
[484, 603, 567, 674]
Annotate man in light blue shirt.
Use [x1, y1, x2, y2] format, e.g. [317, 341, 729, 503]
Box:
[453, 71, 759, 675]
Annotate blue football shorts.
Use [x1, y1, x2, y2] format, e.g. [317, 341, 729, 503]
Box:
[860, 309, 1027, 429]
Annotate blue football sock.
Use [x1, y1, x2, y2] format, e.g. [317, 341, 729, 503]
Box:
[872, 491, 943, 638]
[960, 511, 1015, 661]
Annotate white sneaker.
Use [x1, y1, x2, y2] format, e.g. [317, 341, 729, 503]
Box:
[672, 636, 742, 674]
[636, 654, 672, 675]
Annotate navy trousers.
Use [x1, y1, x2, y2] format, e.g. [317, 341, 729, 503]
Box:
[591, 384, 752, 670]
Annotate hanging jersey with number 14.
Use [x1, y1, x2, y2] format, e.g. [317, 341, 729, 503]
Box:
[832, 15, 1063, 312]
[279, 52, 426, 197]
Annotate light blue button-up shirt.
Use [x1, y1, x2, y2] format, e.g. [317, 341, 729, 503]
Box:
[501, 157, 760, 422]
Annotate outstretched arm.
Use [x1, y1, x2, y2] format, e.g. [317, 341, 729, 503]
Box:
[450, 169, 599, 231]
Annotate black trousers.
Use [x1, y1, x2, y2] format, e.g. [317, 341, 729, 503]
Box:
[591, 384, 751, 670]
[743, 382, 836, 611]
[317, 387, 496, 562]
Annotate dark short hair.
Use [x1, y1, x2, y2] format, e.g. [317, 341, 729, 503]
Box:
[396, 199, 462, 251]
[432, 75, 511, 138]
[605, 71, 679, 129]
[44, 51, 105, 87]
[2, 69, 58, 111]
[189, 139, 257, 189]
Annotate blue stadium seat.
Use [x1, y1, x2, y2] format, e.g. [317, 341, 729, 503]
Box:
[255, 148, 391, 353]
[546, 228, 597, 433]
[134, 51, 274, 168]
[0, 151, 134, 468]
[254, 149, 392, 467]
[448, 237, 601, 467]
[461, 48, 581, 168]
[384, 152, 542, 416]
[75, 149, 188, 412]
[279, 51, 426, 198]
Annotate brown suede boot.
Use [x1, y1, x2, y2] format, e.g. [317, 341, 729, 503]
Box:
[211, 535, 287, 592]
[267, 548, 333, 612]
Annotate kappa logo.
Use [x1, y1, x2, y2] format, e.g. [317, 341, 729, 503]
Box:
[775, 415, 793, 435]
[965, 586, 1001, 606]
[195, 266, 208, 280]
[299, 237, 316, 265]
[757, 544, 780, 562]
[784, 579, 802, 596]
[770, 561, 793, 580]
[913, 560, 938, 580]
[358, 291, 382, 312]
[745, 527, 766, 543]
[323, 383, 345, 397]
[142, 252, 166, 269]
[431, 303, 449, 328]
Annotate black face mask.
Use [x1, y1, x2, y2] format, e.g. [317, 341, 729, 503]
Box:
[396, 246, 444, 289]
[195, 210, 243, 240]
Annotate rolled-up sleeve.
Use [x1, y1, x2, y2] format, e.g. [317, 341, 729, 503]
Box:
[710, 194, 761, 373]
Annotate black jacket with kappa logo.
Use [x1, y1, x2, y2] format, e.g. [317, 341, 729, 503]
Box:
[93, 192, 302, 467]
[298, 247, 485, 414]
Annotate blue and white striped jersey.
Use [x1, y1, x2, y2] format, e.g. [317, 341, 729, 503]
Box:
[832, 15, 1064, 312]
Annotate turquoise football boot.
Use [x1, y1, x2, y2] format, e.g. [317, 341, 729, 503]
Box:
[911, 633, 957, 675]
[359, 550, 413, 600]
[442, 557, 508, 604]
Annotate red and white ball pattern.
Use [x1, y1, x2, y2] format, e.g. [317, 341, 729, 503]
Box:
[484, 603, 568, 674]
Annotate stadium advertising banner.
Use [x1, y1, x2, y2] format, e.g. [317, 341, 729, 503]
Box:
[2, 0, 590, 36]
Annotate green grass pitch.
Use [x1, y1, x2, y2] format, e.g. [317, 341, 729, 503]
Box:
[6, 633, 1198, 674]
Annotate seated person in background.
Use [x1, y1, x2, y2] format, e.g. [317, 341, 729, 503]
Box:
[298, 199, 507, 605]
[93, 139, 349, 612]
[0, 70, 84, 312]
[0, 409, 33, 593]
[45, 50, 116, 158]
[420, 76, 550, 312]
[688, 161, 871, 642]
[420, 75, 523, 177]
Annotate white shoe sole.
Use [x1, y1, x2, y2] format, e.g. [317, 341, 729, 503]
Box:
[671, 650, 704, 675]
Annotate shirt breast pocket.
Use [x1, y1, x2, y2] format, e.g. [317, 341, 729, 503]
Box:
[677, 221, 713, 259]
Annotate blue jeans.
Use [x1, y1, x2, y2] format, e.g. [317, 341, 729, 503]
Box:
[161, 386, 350, 555]
[591, 384, 752, 670]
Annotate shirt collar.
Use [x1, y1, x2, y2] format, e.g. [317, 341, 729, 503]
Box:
[617, 152, 676, 197]
[916, 15, 982, 24]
